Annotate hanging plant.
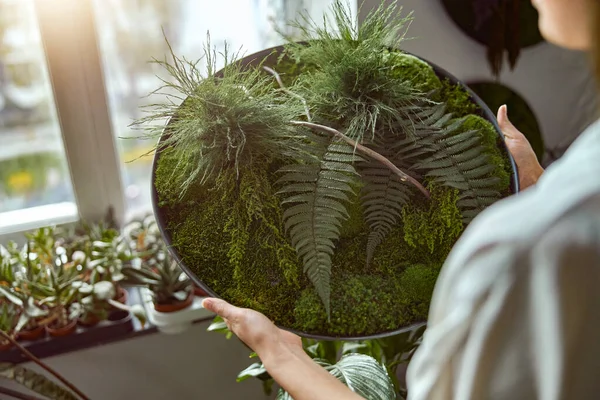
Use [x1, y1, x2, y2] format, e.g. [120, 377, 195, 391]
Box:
[441, 0, 544, 77]
[140, 0, 518, 338]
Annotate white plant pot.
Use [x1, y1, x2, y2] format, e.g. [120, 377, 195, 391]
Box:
[140, 288, 214, 334]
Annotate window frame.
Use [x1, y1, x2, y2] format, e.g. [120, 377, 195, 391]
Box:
[0, 0, 125, 240]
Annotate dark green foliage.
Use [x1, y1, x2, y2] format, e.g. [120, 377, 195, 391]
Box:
[435, 78, 478, 118]
[277, 137, 362, 315]
[402, 184, 463, 255]
[411, 114, 510, 224]
[284, 1, 434, 142]
[397, 263, 441, 318]
[293, 274, 410, 336]
[360, 150, 414, 266]
[133, 38, 307, 196]
[293, 264, 439, 335]
[387, 52, 442, 93]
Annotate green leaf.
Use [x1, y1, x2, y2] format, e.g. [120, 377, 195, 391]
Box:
[236, 362, 270, 382]
[278, 139, 358, 316]
[276, 354, 396, 400]
[360, 144, 414, 266]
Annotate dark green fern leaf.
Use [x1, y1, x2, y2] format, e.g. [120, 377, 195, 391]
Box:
[276, 139, 361, 315]
[412, 117, 506, 223]
[359, 145, 414, 266]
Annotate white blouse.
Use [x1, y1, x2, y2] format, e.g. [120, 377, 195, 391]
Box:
[406, 120, 600, 400]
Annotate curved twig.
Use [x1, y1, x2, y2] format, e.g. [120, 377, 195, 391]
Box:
[291, 121, 430, 199]
[263, 66, 312, 121]
[0, 330, 90, 400]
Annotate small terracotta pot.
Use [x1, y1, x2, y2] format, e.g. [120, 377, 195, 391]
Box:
[0, 340, 13, 352]
[114, 286, 128, 305]
[154, 291, 193, 313]
[193, 285, 208, 297]
[78, 313, 102, 328]
[17, 325, 46, 342]
[46, 319, 77, 337]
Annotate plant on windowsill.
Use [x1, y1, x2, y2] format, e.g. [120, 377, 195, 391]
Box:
[121, 247, 193, 313]
[141, 0, 517, 339]
[0, 303, 19, 351]
[73, 281, 147, 328]
[30, 262, 81, 338]
[0, 284, 48, 342]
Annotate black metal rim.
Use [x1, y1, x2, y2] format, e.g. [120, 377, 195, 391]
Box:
[151, 43, 519, 341]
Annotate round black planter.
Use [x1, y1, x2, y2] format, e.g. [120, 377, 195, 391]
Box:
[151, 44, 519, 341]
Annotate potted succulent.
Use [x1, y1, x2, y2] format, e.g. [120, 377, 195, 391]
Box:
[141, 0, 517, 339]
[0, 302, 19, 351]
[30, 263, 81, 337]
[122, 251, 193, 313]
[73, 280, 147, 328]
[0, 284, 48, 342]
[86, 229, 131, 306]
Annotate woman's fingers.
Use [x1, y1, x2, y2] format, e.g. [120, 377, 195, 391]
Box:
[202, 298, 238, 321]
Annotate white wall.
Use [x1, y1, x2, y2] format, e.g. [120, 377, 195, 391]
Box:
[3, 322, 269, 400]
[360, 0, 599, 165]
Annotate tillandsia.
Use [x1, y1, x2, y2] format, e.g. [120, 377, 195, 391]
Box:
[149, 0, 513, 334]
[132, 33, 312, 198]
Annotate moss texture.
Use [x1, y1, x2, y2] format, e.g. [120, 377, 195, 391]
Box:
[387, 52, 442, 93]
[154, 49, 514, 337]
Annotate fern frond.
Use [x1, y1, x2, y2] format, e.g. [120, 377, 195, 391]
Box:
[359, 144, 414, 266]
[412, 117, 506, 223]
[277, 138, 361, 315]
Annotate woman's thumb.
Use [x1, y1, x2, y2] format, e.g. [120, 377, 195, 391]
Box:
[497, 105, 518, 138]
[202, 297, 234, 318]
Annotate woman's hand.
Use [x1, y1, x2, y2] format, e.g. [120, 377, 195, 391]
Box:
[201, 298, 303, 362]
[202, 298, 363, 400]
[497, 105, 544, 190]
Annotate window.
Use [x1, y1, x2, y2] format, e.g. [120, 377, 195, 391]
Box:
[0, 0, 352, 236]
[93, 0, 343, 218]
[0, 0, 76, 233]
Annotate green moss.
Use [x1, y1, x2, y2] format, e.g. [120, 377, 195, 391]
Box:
[293, 274, 411, 336]
[396, 263, 441, 320]
[402, 184, 463, 257]
[154, 148, 199, 207]
[436, 78, 478, 118]
[293, 263, 441, 335]
[388, 52, 442, 93]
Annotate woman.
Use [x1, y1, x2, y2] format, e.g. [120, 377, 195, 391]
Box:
[202, 0, 600, 398]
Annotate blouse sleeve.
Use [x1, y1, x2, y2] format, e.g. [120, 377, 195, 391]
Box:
[406, 208, 600, 400]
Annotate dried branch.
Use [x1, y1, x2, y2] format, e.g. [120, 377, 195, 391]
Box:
[263, 66, 312, 121]
[0, 330, 90, 400]
[291, 120, 430, 199]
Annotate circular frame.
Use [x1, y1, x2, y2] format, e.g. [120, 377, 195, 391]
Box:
[151, 44, 519, 341]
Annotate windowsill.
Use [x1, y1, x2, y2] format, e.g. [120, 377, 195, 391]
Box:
[0, 287, 216, 364]
[0, 202, 79, 236]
